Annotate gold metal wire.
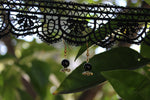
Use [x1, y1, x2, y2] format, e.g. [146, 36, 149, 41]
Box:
[63, 39, 67, 58]
[86, 42, 89, 63]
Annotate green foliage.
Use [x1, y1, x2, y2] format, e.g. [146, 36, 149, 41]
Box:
[18, 89, 33, 100]
[17, 39, 55, 59]
[141, 43, 150, 59]
[140, 39, 150, 79]
[102, 70, 150, 100]
[74, 42, 93, 61]
[144, 0, 150, 5]
[28, 59, 51, 98]
[0, 65, 22, 100]
[1, 0, 150, 100]
[54, 47, 150, 94]
[0, 40, 65, 100]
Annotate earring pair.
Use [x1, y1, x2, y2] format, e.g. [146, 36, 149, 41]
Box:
[60, 41, 93, 76]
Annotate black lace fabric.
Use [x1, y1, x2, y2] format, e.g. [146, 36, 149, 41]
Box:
[0, 0, 150, 47]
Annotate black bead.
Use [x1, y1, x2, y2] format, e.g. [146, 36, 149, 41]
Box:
[84, 63, 92, 71]
[61, 59, 70, 68]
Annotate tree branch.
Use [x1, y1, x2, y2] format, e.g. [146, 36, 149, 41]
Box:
[21, 77, 37, 99]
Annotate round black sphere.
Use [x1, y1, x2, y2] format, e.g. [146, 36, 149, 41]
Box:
[84, 63, 92, 71]
[61, 59, 70, 68]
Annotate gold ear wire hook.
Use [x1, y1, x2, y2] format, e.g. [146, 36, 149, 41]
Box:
[86, 42, 89, 63]
[62, 39, 67, 58]
[82, 41, 93, 76]
[61, 39, 71, 72]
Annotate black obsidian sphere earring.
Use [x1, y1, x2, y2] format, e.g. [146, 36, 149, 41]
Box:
[61, 59, 70, 68]
[82, 42, 93, 76]
[60, 40, 71, 72]
[84, 63, 92, 71]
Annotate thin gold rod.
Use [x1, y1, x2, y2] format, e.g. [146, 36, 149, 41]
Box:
[63, 39, 67, 58]
[86, 42, 89, 63]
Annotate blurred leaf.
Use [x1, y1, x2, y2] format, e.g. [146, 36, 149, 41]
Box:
[0, 54, 16, 63]
[0, 65, 21, 100]
[44, 86, 64, 100]
[18, 89, 33, 100]
[47, 59, 66, 81]
[140, 34, 150, 78]
[75, 42, 93, 61]
[54, 47, 150, 94]
[27, 59, 51, 98]
[20, 39, 55, 59]
[0, 75, 3, 92]
[143, 66, 150, 79]
[143, 1, 150, 5]
[2, 65, 21, 89]
[55, 95, 64, 100]
[101, 83, 118, 100]
[0, 54, 15, 59]
[101, 70, 150, 100]
[141, 42, 150, 59]
[2, 88, 17, 100]
[16, 63, 30, 74]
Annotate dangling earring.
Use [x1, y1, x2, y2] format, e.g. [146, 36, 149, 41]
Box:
[82, 42, 93, 76]
[60, 40, 71, 72]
